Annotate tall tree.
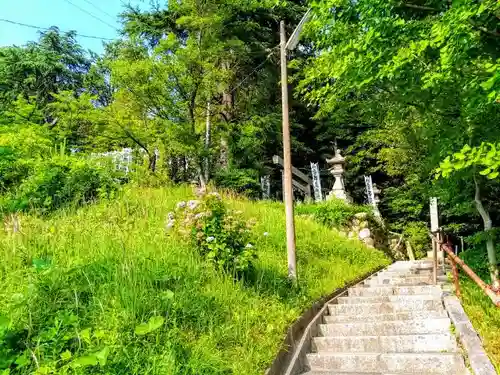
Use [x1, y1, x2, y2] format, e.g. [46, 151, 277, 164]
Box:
[298, 0, 500, 274]
[0, 28, 91, 113]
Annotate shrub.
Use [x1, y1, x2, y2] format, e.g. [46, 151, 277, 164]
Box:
[168, 192, 257, 273]
[213, 168, 261, 199]
[460, 245, 493, 279]
[0, 154, 120, 215]
[402, 221, 431, 259]
[296, 198, 372, 228]
[129, 163, 170, 188]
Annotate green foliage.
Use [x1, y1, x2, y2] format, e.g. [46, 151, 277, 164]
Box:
[134, 316, 165, 336]
[298, 0, 500, 229]
[402, 221, 430, 259]
[459, 278, 500, 372]
[169, 192, 257, 273]
[460, 246, 493, 280]
[0, 154, 120, 215]
[0, 186, 388, 375]
[0, 28, 90, 111]
[439, 143, 500, 180]
[296, 199, 371, 228]
[459, 245, 500, 370]
[213, 168, 261, 199]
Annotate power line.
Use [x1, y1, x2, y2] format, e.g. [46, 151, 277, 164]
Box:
[0, 18, 115, 41]
[81, 0, 116, 21]
[62, 0, 119, 31]
[230, 46, 280, 94]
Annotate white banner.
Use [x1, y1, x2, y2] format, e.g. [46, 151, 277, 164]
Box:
[310, 162, 323, 202]
[364, 175, 375, 205]
[261, 175, 271, 199]
[430, 197, 439, 232]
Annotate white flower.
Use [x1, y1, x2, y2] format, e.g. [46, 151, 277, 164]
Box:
[206, 236, 215, 243]
[168, 212, 175, 220]
[177, 201, 186, 209]
[195, 213, 204, 219]
[245, 243, 253, 248]
[165, 220, 175, 230]
[187, 200, 199, 210]
[263, 232, 269, 237]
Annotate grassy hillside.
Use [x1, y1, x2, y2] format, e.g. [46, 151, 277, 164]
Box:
[0, 186, 389, 375]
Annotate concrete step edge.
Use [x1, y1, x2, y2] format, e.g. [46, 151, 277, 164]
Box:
[312, 333, 457, 353]
[306, 352, 467, 373]
[338, 295, 442, 304]
[324, 310, 448, 323]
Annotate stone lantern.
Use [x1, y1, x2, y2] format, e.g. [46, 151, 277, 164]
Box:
[326, 150, 352, 203]
[372, 183, 382, 220]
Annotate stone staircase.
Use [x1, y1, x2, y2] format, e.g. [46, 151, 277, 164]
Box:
[301, 260, 468, 375]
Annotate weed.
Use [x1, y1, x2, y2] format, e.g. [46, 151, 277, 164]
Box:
[0, 186, 389, 374]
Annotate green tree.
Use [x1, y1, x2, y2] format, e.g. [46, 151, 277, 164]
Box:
[297, 0, 500, 269]
[0, 28, 91, 113]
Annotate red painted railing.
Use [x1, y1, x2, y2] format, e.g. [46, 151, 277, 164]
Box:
[436, 237, 500, 307]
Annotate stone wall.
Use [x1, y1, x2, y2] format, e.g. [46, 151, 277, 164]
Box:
[341, 212, 407, 260]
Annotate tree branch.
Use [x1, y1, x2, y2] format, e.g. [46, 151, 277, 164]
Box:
[120, 126, 150, 156]
[469, 20, 500, 38]
[401, 3, 439, 11]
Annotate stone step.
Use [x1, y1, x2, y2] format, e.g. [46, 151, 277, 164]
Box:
[364, 275, 447, 287]
[318, 318, 450, 336]
[387, 259, 433, 269]
[379, 269, 435, 275]
[348, 285, 442, 297]
[302, 373, 445, 375]
[337, 294, 441, 305]
[306, 352, 467, 374]
[312, 333, 457, 353]
[325, 309, 448, 323]
[328, 300, 444, 315]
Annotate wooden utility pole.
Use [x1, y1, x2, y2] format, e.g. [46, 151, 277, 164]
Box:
[280, 21, 297, 282]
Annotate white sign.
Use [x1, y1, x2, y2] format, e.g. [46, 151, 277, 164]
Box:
[364, 175, 375, 205]
[261, 175, 271, 199]
[310, 162, 323, 202]
[430, 197, 439, 232]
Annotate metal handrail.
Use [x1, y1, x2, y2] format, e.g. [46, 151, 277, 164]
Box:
[437, 237, 500, 307]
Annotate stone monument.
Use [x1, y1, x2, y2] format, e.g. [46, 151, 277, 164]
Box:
[326, 150, 352, 203]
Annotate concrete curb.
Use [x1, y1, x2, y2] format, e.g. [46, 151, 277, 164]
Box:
[443, 294, 498, 375]
[265, 265, 385, 375]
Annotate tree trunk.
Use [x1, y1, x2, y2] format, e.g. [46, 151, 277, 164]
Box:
[148, 152, 156, 173]
[474, 177, 500, 288]
[220, 61, 232, 169]
[204, 101, 211, 182]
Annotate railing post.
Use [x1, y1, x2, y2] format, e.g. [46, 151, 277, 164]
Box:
[450, 257, 461, 298]
[432, 235, 438, 285]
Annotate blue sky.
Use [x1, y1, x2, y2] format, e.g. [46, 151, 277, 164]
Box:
[0, 0, 149, 54]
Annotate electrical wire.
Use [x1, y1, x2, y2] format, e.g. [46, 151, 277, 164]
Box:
[62, 0, 119, 31]
[229, 45, 280, 94]
[0, 18, 115, 41]
[81, 0, 116, 21]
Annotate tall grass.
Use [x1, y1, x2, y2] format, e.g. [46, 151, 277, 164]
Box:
[459, 280, 500, 372]
[0, 186, 389, 374]
[458, 247, 500, 371]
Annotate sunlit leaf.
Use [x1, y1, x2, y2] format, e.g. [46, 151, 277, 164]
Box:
[148, 316, 165, 332]
[60, 350, 72, 361]
[71, 355, 98, 368]
[96, 347, 110, 366]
